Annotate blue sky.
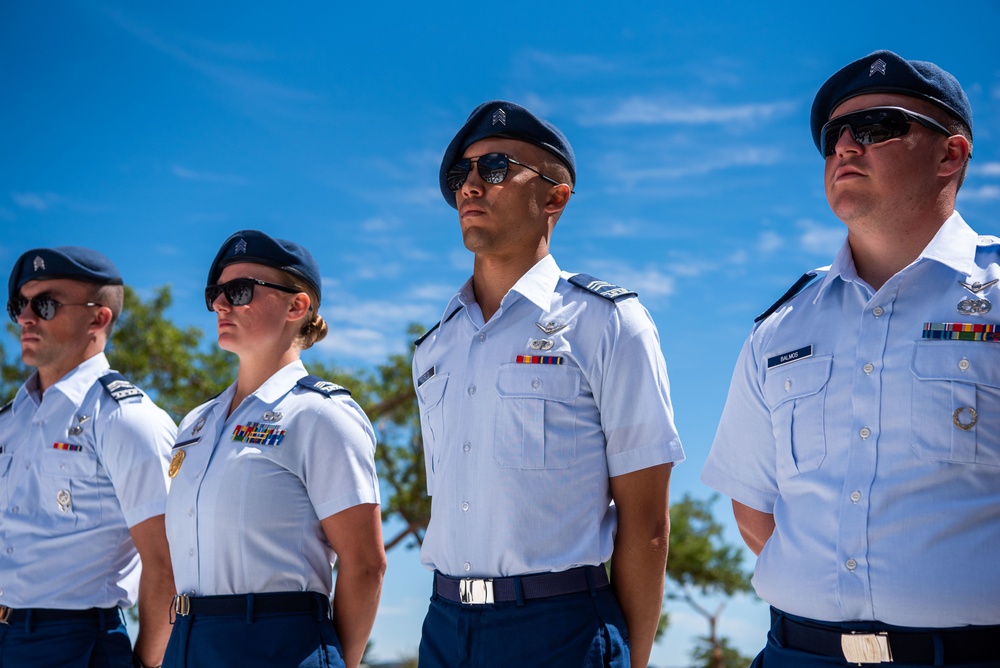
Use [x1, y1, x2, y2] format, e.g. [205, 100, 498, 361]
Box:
[3, 2, 999, 665]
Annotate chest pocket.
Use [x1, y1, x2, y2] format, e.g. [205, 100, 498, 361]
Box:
[494, 364, 581, 470]
[416, 373, 449, 476]
[763, 355, 832, 477]
[39, 448, 102, 526]
[910, 342, 1000, 467]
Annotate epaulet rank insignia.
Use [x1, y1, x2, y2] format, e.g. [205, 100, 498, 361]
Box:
[754, 270, 826, 323]
[297, 375, 350, 397]
[0, 399, 12, 415]
[99, 372, 144, 402]
[568, 274, 637, 301]
[415, 306, 463, 346]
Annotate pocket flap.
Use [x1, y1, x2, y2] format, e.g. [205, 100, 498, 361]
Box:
[911, 341, 1000, 387]
[496, 364, 581, 402]
[764, 355, 832, 407]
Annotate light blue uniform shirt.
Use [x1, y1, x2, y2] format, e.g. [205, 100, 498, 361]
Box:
[0, 352, 175, 609]
[703, 211, 1000, 627]
[166, 360, 379, 597]
[413, 255, 684, 578]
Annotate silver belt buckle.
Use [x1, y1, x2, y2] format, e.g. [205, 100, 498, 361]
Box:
[173, 594, 191, 617]
[841, 632, 893, 664]
[459, 578, 494, 605]
[0, 606, 10, 624]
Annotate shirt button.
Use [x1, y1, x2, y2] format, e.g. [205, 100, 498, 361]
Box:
[461, 502, 469, 512]
[784, 380, 791, 392]
[60, 463, 67, 470]
[10, 507, 18, 514]
[850, 491, 862, 503]
[463, 442, 471, 453]
[189, 548, 195, 556]
[846, 559, 858, 571]
[478, 334, 486, 343]
[531, 378, 541, 390]
[463, 562, 471, 572]
[0, 589, 4, 596]
[188, 508, 195, 517]
[859, 427, 871, 440]
[872, 306, 884, 317]
[958, 358, 970, 371]
[5, 547, 12, 555]
[863, 363, 874, 374]
[467, 386, 476, 396]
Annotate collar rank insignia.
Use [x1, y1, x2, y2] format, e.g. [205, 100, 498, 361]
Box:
[33, 255, 46, 271]
[234, 238, 248, 254]
[869, 58, 887, 76]
[232, 421, 286, 446]
[492, 108, 507, 126]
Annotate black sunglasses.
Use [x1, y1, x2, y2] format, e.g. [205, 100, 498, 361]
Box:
[7, 294, 103, 323]
[204, 277, 301, 311]
[820, 106, 952, 157]
[446, 152, 573, 192]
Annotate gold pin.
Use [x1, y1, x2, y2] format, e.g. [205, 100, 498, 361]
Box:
[168, 450, 186, 478]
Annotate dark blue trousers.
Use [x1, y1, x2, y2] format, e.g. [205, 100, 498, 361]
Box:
[418, 586, 629, 668]
[751, 608, 1000, 668]
[162, 593, 345, 668]
[0, 608, 131, 668]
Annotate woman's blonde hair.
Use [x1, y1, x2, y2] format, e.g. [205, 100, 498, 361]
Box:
[281, 272, 328, 350]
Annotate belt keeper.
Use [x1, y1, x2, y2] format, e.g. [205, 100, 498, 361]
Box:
[514, 577, 524, 607]
[0, 606, 11, 625]
[932, 631, 944, 666]
[246, 594, 254, 624]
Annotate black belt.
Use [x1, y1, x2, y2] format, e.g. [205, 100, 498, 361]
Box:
[0, 606, 119, 626]
[778, 612, 1000, 665]
[172, 592, 330, 619]
[434, 565, 609, 605]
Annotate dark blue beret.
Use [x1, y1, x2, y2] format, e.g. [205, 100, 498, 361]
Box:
[810, 50, 972, 154]
[207, 230, 322, 304]
[439, 100, 576, 208]
[8, 246, 122, 303]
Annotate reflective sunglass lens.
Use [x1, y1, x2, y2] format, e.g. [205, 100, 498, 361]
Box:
[446, 160, 472, 192]
[6, 299, 23, 323]
[477, 153, 509, 184]
[34, 297, 57, 320]
[224, 280, 255, 306]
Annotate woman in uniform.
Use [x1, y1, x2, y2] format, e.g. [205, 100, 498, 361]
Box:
[162, 230, 385, 668]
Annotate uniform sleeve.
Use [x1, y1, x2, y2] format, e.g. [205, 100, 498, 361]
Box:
[297, 397, 380, 520]
[99, 400, 177, 528]
[594, 298, 685, 477]
[700, 333, 779, 512]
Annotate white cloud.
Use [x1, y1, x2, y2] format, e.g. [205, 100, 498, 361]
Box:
[12, 192, 61, 211]
[610, 146, 783, 186]
[959, 184, 1000, 202]
[795, 219, 844, 255]
[587, 98, 797, 127]
[974, 161, 1000, 177]
[757, 230, 783, 253]
[171, 165, 247, 186]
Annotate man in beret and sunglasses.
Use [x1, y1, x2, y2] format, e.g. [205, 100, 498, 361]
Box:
[703, 51, 999, 666]
[0, 247, 176, 667]
[412, 101, 684, 667]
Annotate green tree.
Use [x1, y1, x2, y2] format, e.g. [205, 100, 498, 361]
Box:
[662, 493, 755, 668]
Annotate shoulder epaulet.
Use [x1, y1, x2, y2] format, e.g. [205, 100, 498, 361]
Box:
[414, 306, 463, 346]
[754, 271, 824, 323]
[0, 399, 12, 415]
[99, 372, 144, 402]
[567, 274, 637, 301]
[296, 375, 350, 397]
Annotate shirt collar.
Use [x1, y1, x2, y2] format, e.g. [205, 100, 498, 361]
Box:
[251, 359, 309, 405]
[813, 210, 975, 301]
[443, 255, 561, 321]
[17, 352, 111, 409]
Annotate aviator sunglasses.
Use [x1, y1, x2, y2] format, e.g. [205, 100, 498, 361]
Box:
[446, 152, 573, 192]
[820, 106, 953, 157]
[7, 294, 103, 323]
[204, 277, 301, 311]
